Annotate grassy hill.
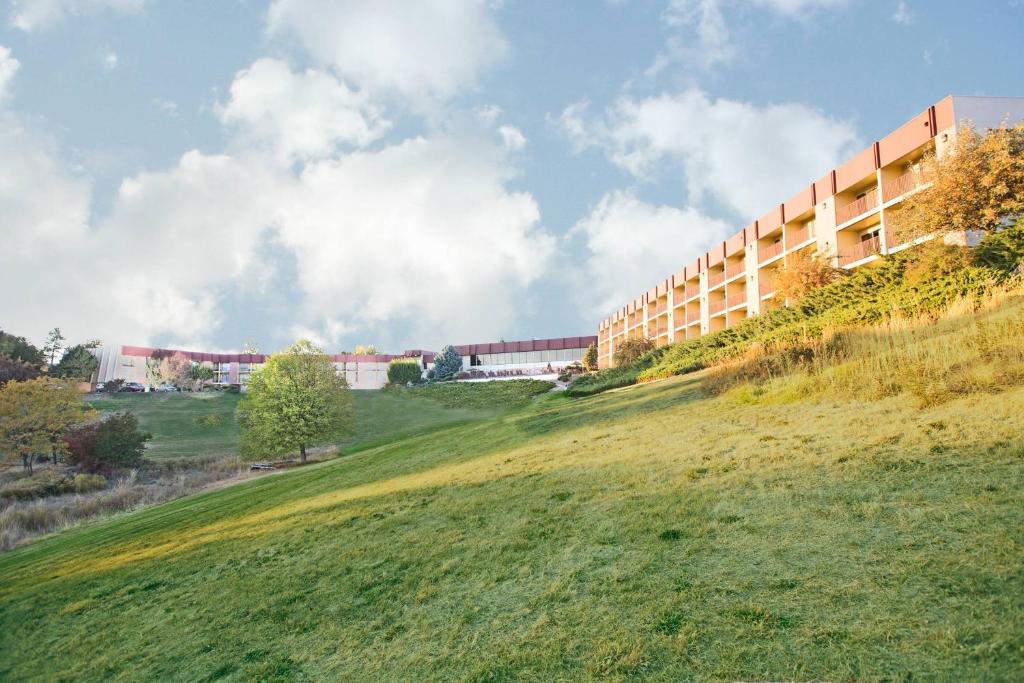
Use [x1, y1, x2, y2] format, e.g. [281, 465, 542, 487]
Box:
[88, 387, 514, 460]
[1, 299, 1022, 680]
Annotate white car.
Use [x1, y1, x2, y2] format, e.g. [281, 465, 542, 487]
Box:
[154, 384, 179, 392]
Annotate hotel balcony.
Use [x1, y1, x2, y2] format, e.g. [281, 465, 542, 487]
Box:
[785, 224, 813, 250]
[709, 298, 727, 315]
[882, 171, 918, 203]
[759, 240, 784, 264]
[759, 278, 775, 298]
[707, 269, 726, 290]
[836, 186, 879, 225]
[839, 234, 881, 267]
[726, 291, 747, 310]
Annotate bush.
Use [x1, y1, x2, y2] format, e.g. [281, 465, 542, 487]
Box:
[66, 412, 151, 474]
[613, 338, 655, 366]
[103, 378, 125, 393]
[0, 471, 76, 501]
[774, 249, 844, 302]
[194, 414, 224, 428]
[387, 358, 423, 385]
[432, 345, 463, 381]
[73, 473, 107, 494]
[582, 343, 598, 372]
[0, 354, 40, 388]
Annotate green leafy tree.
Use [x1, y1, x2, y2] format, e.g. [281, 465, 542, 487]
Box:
[387, 358, 423, 385]
[583, 343, 599, 372]
[190, 364, 214, 391]
[237, 340, 355, 463]
[432, 345, 463, 381]
[42, 328, 66, 367]
[53, 344, 100, 381]
[93, 412, 151, 472]
[0, 330, 44, 367]
[0, 377, 94, 472]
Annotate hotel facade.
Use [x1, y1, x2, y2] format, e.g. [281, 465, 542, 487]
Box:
[596, 95, 1024, 369]
[92, 335, 598, 391]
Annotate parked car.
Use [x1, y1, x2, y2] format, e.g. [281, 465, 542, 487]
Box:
[154, 384, 179, 392]
[120, 382, 146, 393]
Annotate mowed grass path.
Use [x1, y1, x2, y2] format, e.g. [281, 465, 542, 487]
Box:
[89, 389, 499, 460]
[3, 377, 1023, 680]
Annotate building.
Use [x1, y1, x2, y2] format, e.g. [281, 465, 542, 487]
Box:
[92, 335, 598, 390]
[596, 95, 1024, 369]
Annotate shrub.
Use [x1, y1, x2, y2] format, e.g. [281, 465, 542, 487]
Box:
[194, 414, 224, 428]
[432, 345, 463, 381]
[67, 412, 151, 474]
[582, 343, 599, 371]
[388, 358, 423, 385]
[613, 338, 655, 366]
[0, 354, 40, 388]
[103, 378, 125, 393]
[774, 249, 844, 303]
[73, 473, 107, 494]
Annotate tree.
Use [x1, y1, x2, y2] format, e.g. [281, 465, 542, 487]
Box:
[432, 345, 463, 381]
[0, 355, 40, 388]
[94, 412, 150, 472]
[774, 250, 843, 303]
[0, 330, 44, 367]
[190, 364, 214, 391]
[237, 340, 355, 463]
[0, 377, 93, 473]
[365, 344, 377, 355]
[613, 338, 655, 367]
[582, 343, 599, 372]
[387, 358, 423, 385]
[159, 352, 192, 388]
[894, 122, 1024, 243]
[42, 328, 66, 367]
[242, 341, 260, 354]
[53, 344, 100, 381]
[65, 412, 151, 474]
[145, 358, 161, 389]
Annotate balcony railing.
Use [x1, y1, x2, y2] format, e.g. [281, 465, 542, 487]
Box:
[883, 172, 918, 202]
[785, 225, 812, 250]
[707, 269, 726, 289]
[647, 303, 667, 317]
[839, 235, 881, 267]
[709, 299, 727, 315]
[836, 187, 879, 224]
[726, 292, 747, 309]
[759, 240, 784, 263]
[759, 278, 775, 297]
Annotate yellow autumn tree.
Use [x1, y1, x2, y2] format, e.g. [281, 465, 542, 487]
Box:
[0, 377, 94, 472]
[892, 122, 1024, 243]
[774, 249, 844, 303]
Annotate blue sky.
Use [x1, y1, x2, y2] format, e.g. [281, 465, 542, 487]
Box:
[1, 0, 1022, 353]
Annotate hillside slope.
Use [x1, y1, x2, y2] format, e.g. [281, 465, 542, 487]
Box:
[1, 307, 1023, 680]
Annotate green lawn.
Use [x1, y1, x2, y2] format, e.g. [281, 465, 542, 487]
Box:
[88, 392, 243, 459]
[3, 366, 1022, 680]
[87, 389, 505, 460]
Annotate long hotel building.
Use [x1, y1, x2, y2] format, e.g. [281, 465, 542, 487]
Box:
[92, 335, 598, 390]
[596, 95, 1024, 369]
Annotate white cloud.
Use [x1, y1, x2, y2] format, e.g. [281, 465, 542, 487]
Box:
[563, 88, 860, 219]
[277, 135, 553, 347]
[218, 58, 390, 164]
[265, 0, 508, 103]
[0, 46, 18, 102]
[569, 191, 730, 315]
[8, 0, 143, 32]
[498, 125, 527, 151]
[652, 0, 848, 73]
[152, 97, 178, 117]
[103, 48, 119, 71]
[891, 1, 913, 24]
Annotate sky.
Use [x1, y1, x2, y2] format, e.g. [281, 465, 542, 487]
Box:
[1, 0, 1022, 354]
